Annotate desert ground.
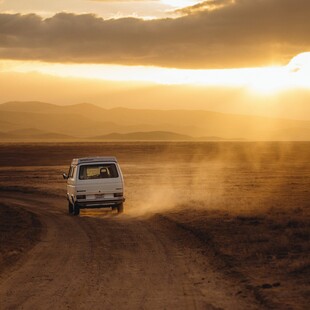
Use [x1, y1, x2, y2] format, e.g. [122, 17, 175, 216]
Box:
[0, 142, 309, 309]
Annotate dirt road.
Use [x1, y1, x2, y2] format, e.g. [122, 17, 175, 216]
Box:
[0, 192, 260, 310]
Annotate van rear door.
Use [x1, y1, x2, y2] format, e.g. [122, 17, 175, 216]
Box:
[75, 163, 123, 199]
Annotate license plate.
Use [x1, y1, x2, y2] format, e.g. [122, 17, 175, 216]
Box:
[95, 194, 104, 199]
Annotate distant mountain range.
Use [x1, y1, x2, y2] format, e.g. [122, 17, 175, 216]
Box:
[0, 128, 75, 141]
[0, 101, 309, 141]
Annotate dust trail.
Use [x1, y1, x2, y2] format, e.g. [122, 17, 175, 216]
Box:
[124, 142, 310, 216]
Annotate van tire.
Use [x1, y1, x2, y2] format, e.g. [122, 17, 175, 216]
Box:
[73, 205, 80, 216]
[117, 203, 124, 214]
[68, 202, 74, 214]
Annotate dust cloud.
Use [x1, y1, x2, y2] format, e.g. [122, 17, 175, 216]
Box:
[122, 142, 309, 217]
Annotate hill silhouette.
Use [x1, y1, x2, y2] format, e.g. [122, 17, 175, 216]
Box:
[0, 128, 75, 141]
[91, 131, 192, 141]
[0, 101, 309, 141]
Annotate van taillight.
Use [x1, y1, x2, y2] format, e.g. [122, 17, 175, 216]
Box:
[114, 193, 123, 197]
[77, 195, 86, 199]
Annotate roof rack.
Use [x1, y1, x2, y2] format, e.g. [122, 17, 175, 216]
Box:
[71, 157, 117, 165]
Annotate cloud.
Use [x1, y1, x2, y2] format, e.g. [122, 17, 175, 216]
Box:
[90, 0, 157, 1]
[176, 0, 233, 14]
[0, 0, 309, 68]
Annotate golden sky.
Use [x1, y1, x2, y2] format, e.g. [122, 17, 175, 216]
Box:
[0, 1, 199, 19]
[0, 0, 310, 118]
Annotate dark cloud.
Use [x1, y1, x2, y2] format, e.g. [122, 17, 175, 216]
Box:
[0, 0, 309, 68]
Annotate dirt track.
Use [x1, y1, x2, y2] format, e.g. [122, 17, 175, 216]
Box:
[0, 192, 259, 310]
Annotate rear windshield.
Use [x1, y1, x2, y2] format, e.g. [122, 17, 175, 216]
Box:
[79, 164, 119, 180]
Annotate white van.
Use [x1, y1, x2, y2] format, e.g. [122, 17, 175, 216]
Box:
[63, 157, 125, 215]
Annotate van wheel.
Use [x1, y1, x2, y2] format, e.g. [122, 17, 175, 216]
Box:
[73, 205, 80, 216]
[68, 202, 74, 214]
[117, 203, 124, 214]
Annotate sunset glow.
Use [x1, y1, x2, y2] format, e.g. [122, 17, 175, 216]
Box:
[1, 3, 310, 309]
[0, 0, 310, 121]
[1, 53, 310, 95]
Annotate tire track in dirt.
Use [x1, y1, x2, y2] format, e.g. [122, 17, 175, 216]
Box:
[0, 192, 260, 309]
[159, 214, 276, 309]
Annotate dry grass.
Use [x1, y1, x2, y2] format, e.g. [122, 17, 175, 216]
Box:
[164, 205, 310, 309]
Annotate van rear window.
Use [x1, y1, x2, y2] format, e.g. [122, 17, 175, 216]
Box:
[79, 164, 119, 180]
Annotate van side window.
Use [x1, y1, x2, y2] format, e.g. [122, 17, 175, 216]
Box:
[68, 166, 75, 178]
[72, 166, 76, 178]
[79, 164, 119, 180]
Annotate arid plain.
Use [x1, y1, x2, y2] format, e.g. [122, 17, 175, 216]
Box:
[0, 142, 309, 309]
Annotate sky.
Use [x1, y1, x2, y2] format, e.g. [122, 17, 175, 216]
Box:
[0, 0, 310, 119]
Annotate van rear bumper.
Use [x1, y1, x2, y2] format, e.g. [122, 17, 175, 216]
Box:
[75, 198, 125, 209]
